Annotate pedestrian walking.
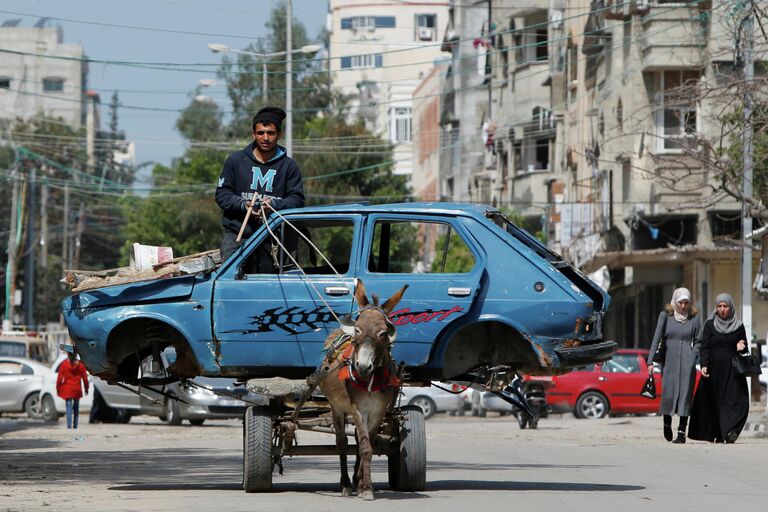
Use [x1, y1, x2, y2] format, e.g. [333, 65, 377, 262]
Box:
[215, 107, 305, 262]
[688, 293, 750, 443]
[56, 345, 89, 429]
[647, 287, 702, 443]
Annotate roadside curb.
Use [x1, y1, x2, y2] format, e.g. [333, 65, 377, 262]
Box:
[743, 421, 767, 433]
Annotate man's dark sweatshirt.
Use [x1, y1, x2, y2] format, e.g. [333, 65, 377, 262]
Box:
[215, 141, 305, 239]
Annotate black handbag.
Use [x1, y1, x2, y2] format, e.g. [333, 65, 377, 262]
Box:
[652, 314, 669, 364]
[732, 353, 761, 377]
[640, 374, 657, 399]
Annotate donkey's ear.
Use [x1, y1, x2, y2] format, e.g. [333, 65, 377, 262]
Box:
[340, 315, 356, 336]
[382, 284, 409, 313]
[354, 278, 370, 308]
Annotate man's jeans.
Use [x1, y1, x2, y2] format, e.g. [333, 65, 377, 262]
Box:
[220, 232, 242, 262]
[65, 398, 80, 429]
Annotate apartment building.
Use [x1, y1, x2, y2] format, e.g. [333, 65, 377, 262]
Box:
[487, 1, 768, 345]
[0, 19, 87, 127]
[435, 0, 493, 203]
[328, 0, 449, 178]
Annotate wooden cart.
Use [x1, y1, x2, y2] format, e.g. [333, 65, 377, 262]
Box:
[242, 377, 427, 493]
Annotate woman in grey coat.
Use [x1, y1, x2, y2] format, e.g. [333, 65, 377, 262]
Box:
[646, 287, 702, 443]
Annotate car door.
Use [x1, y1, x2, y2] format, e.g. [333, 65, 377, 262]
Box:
[358, 214, 484, 366]
[213, 214, 360, 369]
[597, 353, 644, 411]
[0, 360, 27, 409]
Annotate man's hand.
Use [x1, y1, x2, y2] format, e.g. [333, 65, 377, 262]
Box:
[701, 367, 709, 378]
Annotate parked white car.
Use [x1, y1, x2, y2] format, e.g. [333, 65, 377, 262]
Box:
[0, 356, 48, 418]
[397, 382, 465, 419]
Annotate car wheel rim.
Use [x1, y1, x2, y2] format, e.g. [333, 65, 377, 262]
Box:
[413, 398, 433, 417]
[42, 398, 54, 418]
[580, 396, 605, 419]
[29, 396, 41, 416]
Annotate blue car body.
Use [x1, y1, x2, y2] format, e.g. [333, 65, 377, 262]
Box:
[63, 203, 614, 383]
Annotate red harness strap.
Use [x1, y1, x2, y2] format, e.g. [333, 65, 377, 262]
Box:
[334, 341, 400, 392]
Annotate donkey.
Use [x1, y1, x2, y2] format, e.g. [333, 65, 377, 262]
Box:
[318, 279, 408, 501]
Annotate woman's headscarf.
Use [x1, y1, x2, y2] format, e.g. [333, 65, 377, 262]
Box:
[670, 287, 691, 324]
[709, 293, 742, 334]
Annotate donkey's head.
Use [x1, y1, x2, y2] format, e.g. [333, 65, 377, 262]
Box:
[340, 280, 408, 379]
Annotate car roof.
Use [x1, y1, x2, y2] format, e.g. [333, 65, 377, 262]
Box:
[278, 202, 495, 218]
[0, 356, 50, 373]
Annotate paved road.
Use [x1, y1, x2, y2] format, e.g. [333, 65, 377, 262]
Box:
[1, 412, 766, 512]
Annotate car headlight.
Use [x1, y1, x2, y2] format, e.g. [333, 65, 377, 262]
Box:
[181, 383, 216, 398]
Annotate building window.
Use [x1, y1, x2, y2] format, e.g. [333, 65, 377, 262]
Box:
[42, 77, 64, 92]
[535, 29, 549, 61]
[390, 106, 412, 143]
[341, 16, 396, 30]
[0, 77, 10, 89]
[340, 54, 383, 69]
[415, 14, 437, 41]
[655, 69, 699, 151]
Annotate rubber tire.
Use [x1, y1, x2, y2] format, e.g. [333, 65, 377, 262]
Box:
[24, 393, 41, 419]
[408, 395, 436, 420]
[243, 406, 273, 493]
[189, 419, 205, 426]
[115, 410, 132, 424]
[575, 391, 609, 419]
[388, 405, 427, 491]
[41, 395, 59, 423]
[165, 397, 183, 425]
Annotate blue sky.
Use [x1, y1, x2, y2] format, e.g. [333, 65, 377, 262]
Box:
[0, 0, 328, 171]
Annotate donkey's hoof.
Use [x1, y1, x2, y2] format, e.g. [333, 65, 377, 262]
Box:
[360, 488, 374, 501]
[341, 486, 354, 497]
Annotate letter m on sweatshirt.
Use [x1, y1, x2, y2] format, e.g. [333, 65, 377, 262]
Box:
[251, 167, 276, 193]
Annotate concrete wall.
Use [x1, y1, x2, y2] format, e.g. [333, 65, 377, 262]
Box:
[0, 26, 85, 126]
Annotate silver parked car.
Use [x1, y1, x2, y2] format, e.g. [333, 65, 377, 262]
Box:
[95, 347, 265, 426]
[0, 356, 48, 418]
[398, 382, 466, 419]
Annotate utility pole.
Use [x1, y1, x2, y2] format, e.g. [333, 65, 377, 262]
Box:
[72, 203, 85, 270]
[24, 166, 36, 329]
[739, 3, 754, 400]
[4, 172, 20, 331]
[39, 177, 48, 268]
[62, 184, 70, 273]
[87, 95, 95, 175]
[286, 0, 293, 156]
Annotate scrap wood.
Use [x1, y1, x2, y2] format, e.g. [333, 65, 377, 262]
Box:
[62, 249, 222, 292]
[152, 249, 221, 270]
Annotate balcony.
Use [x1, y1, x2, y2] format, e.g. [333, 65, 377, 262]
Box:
[510, 168, 552, 216]
[511, 61, 550, 118]
[638, 4, 708, 70]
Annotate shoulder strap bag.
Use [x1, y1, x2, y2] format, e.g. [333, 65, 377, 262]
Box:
[652, 313, 669, 365]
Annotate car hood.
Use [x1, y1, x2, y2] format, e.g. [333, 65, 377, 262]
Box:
[62, 275, 196, 312]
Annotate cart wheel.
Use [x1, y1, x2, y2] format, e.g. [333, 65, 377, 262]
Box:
[388, 405, 426, 491]
[243, 406, 273, 493]
[517, 413, 528, 429]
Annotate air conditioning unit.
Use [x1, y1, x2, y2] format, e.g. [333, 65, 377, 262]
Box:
[418, 27, 434, 41]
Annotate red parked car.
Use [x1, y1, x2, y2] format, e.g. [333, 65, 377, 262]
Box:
[546, 349, 661, 419]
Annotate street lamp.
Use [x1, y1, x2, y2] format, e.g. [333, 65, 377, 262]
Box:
[208, 42, 321, 156]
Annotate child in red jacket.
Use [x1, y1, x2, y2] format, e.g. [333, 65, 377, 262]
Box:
[56, 347, 89, 429]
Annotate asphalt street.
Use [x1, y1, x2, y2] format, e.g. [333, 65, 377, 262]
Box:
[1, 411, 767, 512]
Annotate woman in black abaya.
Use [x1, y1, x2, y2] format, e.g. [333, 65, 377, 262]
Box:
[688, 293, 750, 443]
